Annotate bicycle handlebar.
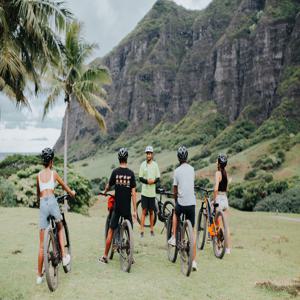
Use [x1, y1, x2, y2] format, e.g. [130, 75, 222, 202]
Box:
[99, 192, 114, 197]
[56, 194, 72, 203]
[156, 187, 174, 197]
[194, 186, 214, 194]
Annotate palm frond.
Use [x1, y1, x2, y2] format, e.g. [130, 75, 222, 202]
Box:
[81, 67, 112, 85]
[43, 83, 62, 118]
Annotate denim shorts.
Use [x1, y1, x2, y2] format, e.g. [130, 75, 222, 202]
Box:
[215, 194, 229, 211]
[39, 195, 62, 229]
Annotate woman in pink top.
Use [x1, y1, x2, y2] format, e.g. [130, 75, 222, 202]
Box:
[36, 148, 75, 285]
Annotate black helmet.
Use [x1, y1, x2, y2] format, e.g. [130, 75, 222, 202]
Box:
[177, 146, 188, 161]
[218, 154, 227, 167]
[41, 147, 54, 164]
[118, 147, 128, 161]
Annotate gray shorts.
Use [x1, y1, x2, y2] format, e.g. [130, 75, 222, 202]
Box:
[215, 194, 229, 211]
[39, 195, 62, 229]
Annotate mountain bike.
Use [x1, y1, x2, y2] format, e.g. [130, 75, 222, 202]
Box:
[100, 192, 134, 272]
[166, 209, 194, 277]
[43, 194, 72, 292]
[195, 187, 228, 259]
[136, 187, 174, 228]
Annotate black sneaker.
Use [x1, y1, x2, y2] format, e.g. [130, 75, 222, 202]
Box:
[98, 256, 108, 264]
[140, 232, 144, 238]
[150, 231, 155, 237]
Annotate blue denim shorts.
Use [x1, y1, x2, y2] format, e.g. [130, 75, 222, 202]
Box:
[39, 195, 62, 229]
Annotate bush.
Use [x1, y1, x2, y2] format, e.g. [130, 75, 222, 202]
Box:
[254, 187, 300, 213]
[0, 178, 17, 207]
[244, 169, 257, 180]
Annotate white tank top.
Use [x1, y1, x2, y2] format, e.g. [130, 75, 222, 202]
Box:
[39, 170, 55, 192]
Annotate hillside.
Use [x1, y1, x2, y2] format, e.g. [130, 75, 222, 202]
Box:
[0, 205, 299, 299]
[54, 0, 300, 162]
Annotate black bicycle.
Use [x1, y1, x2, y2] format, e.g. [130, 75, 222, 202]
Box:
[136, 187, 174, 228]
[101, 193, 134, 272]
[43, 194, 72, 292]
[195, 187, 228, 259]
[166, 209, 194, 277]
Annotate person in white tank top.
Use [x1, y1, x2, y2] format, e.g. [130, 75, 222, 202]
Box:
[36, 148, 76, 285]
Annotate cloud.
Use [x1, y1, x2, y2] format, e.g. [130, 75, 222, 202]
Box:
[173, 0, 211, 10]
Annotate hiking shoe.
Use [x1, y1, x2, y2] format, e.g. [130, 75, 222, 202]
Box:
[192, 260, 198, 271]
[98, 256, 108, 264]
[168, 235, 176, 246]
[36, 275, 43, 285]
[150, 231, 155, 237]
[140, 232, 144, 238]
[62, 254, 71, 266]
[225, 248, 231, 254]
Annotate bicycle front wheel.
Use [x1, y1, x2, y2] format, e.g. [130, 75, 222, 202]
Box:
[162, 200, 174, 221]
[180, 220, 194, 277]
[62, 219, 72, 273]
[196, 208, 207, 250]
[136, 199, 157, 227]
[44, 227, 59, 292]
[119, 219, 134, 272]
[212, 210, 227, 259]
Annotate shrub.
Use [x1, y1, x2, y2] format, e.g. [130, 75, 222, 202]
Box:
[254, 187, 300, 213]
[0, 178, 17, 207]
[244, 169, 257, 180]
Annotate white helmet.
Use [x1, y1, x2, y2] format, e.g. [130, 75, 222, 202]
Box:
[145, 145, 154, 153]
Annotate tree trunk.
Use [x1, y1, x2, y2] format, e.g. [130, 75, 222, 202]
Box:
[64, 101, 70, 184]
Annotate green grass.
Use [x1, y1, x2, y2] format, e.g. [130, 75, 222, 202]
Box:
[0, 204, 300, 299]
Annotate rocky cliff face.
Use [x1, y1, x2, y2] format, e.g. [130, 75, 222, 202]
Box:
[55, 0, 300, 159]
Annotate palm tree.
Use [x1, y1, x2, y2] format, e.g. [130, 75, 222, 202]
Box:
[0, 0, 71, 106]
[43, 21, 112, 183]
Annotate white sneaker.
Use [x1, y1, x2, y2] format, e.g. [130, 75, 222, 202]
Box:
[168, 235, 176, 246]
[225, 248, 231, 254]
[36, 276, 43, 285]
[62, 254, 71, 266]
[192, 260, 198, 271]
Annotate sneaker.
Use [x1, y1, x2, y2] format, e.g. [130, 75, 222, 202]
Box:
[98, 256, 108, 264]
[192, 260, 198, 271]
[168, 235, 176, 246]
[62, 254, 71, 266]
[150, 231, 155, 237]
[225, 248, 231, 254]
[140, 232, 144, 238]
[36, 276, 43, 285]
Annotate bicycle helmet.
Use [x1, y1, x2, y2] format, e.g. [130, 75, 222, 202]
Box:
[177, 146, 188, 161]
[118, 147, 128, 160]
[41, 147, 54, 164]
[145, 145, 153, 153]
[218, 154, 227, 167]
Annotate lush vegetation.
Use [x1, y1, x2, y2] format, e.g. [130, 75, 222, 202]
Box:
[0, 155, 93, 215]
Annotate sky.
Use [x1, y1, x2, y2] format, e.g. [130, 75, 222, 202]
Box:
[0, 0, 212, 153]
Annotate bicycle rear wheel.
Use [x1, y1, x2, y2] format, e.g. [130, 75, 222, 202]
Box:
[44, 227, 59, 292]
[136, 199, 157, 227]
[62, 219, 71, 273]
[180, 220, 194, 277]
[196, 207, 207, 250]
[119, 220, 134, 272]
[162, 200, 174, 221]
[166, 213, 178, 263]
[212, 210, 227, 259]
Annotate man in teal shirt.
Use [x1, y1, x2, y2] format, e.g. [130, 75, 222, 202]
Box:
[139, 145, 160, 237]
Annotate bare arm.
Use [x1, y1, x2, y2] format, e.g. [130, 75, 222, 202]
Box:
[131, 187, 137, 213]
[36, 175, 40, 206]
[173, 185, 178, 203]
[55, 171, 75, 198]
[213, 171, 221, 201]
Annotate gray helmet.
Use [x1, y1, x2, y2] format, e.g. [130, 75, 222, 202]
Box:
[118, 147, 128, 160]
[41, 147, 54, 164]
[218, 154, 227, 167]
[145, 145, 153, 153]
[177, 146, 188, 161]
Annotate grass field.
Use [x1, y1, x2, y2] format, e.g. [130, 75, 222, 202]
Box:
[1, 201, 300, 300]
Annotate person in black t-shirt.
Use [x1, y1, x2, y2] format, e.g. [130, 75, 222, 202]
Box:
[99, 148, 137, 264]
